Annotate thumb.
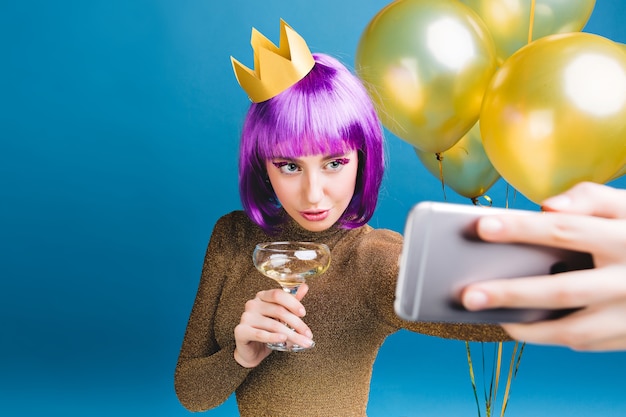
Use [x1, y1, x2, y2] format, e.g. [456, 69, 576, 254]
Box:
[294, 283, 309, 301]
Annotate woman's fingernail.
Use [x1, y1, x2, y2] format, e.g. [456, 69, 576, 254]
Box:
[542, 194, 571, 211]
[464, 290, 488, 310]
[479, 217, 503, 236]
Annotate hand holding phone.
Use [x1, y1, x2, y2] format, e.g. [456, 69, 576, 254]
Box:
[394, 202, 594, 324]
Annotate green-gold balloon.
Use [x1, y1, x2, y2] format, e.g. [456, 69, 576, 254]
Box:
[416, 121, 500, 199]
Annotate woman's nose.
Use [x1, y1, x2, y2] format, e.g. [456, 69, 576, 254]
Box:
[304, 172, 324, 203]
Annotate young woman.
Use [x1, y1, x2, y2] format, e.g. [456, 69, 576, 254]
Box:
[174, 21, 506, 416]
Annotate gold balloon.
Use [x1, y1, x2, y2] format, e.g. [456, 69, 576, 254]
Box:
[356, 0, 497, 153]
[480, 32, 626, 204]
[610, 165, 626, 181]
[416, 121, 500, 199]
[613, 42, 626, 183]
[460, 0, 596, 65]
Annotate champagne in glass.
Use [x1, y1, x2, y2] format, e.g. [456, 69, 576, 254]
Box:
[253, 241, 331, 352]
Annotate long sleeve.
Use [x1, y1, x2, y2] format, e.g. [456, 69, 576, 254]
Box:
[174, 214, 253, 411]
[357, 227, 511, 342]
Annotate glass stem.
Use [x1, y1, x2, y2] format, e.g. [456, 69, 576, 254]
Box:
[282, 285, 299, 296]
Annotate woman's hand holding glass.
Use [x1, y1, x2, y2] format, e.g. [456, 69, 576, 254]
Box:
[234, 284, 314, 368]
[462, 182, 626, 352]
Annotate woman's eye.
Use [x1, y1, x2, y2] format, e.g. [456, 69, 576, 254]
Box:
[284, 163, 299, 173]
[273, 161, 300, 174]
[326, 158, 350, 170]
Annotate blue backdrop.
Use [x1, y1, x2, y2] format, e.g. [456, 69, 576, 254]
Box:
[2, 1, 626, 416]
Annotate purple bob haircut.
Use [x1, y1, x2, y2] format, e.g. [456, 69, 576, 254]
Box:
[238, 53, 385, 233]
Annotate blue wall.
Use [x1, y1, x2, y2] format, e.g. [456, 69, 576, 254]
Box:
[2, 1, 626, 416]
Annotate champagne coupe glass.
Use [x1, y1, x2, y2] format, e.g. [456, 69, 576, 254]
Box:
[252, 241, 331, 352]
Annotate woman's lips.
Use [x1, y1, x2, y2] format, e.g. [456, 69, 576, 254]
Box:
[301, 210, 329, 222]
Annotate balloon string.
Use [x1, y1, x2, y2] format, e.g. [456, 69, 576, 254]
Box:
[436, 152, 447, 200]
[504, 183, 519, 209]
[528, 0, 536, 44]
[505, 184, 510, 209]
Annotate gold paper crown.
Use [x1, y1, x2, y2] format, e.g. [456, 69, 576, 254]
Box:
[230, 19, 315, 103]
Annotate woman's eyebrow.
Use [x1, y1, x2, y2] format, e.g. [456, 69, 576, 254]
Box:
[326, 152, 350, 159]
[270, 152, 351, 163]
[269, 156, 295, 164]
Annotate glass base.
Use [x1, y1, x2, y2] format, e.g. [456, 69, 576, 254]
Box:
[267, 340, 315, 352]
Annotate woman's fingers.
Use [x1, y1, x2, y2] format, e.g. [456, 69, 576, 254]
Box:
[463, 268, 626, 311]
[501, 300, 626, 351]
[463, 183, 626, 352]
[541, 182, 626, 218]
[463, 273, 626, 352]
[255, 287, 308, 317]
[476, 209, 626, 266]
[238, 286, 314, 346]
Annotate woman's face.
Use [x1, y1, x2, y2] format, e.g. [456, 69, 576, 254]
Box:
[266, 149, 358, 232]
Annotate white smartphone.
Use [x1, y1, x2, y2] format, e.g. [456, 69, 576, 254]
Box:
[394, 201, 594, 324]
